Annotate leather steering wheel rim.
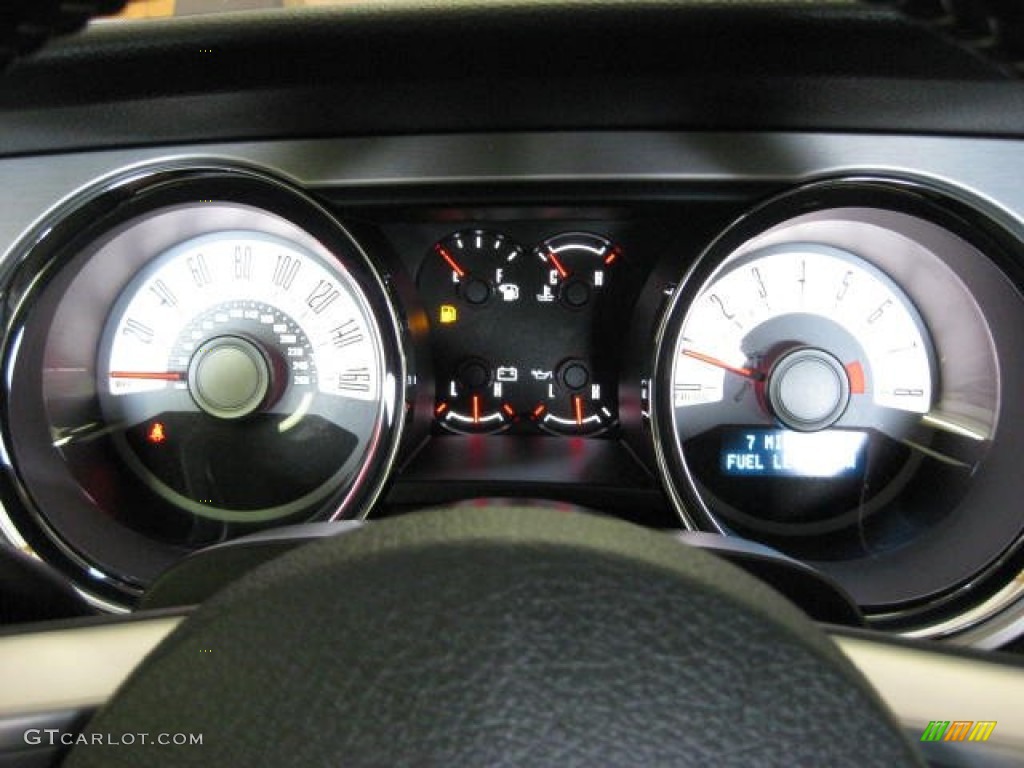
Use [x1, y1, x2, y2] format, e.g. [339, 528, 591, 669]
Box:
[65, 507, 923, 767]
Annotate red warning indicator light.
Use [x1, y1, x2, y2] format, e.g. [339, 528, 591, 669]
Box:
[147, 422, 168, 445]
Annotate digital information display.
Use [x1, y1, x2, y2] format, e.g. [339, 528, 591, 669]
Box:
[720, 429, 868, 479]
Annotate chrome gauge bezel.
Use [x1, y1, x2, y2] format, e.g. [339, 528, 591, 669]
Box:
[651, 177, 1024, 639]
[0, 162, 410, 607]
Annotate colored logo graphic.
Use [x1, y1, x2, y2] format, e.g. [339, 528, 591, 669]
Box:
[920, 721, 997, 742]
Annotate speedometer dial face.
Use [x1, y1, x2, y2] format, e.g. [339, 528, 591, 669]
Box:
[99, 230, 385, 522]
[665, 242, 937, 533]
[0, 169, 409, 604]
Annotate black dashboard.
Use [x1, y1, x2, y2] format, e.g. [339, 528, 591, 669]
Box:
[1, 3, 1024, 652]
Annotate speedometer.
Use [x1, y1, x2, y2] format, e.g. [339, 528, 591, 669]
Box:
[99, 230, 384, 522]
[0, 165, 407, 606]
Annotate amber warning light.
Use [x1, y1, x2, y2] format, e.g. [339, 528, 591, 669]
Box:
[147, 422, 168, 445]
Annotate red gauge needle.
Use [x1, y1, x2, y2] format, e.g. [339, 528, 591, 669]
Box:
[472, 394, 481, 423]
[548, 251, 570, 279]
[110, 371, 185, 381]
[573, 395, 584, 426]
[681, 349, 765, 382]
[435, 244, 467, 278]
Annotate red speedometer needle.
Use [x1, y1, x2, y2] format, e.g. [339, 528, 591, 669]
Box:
[573, 395, 584, 426]
[435, 244, 467, 278]
[548, 251, 570, 279]
[681, 350, 765, 382]
[110, 371, 185, 381]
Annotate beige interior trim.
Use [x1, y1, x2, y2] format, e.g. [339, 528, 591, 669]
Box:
[0, 617, 182, 717]
[835, 634, 1024, 753]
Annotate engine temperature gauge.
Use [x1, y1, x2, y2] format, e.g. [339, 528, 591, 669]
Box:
[535, 232, 620, 308]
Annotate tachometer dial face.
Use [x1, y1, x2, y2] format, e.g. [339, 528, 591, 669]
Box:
[98, 230, 386, 523]
[665, 242, 936, 532]
[673, 243, 932, 419]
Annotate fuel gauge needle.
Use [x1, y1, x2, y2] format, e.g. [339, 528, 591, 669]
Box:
[435, 244, 467, 278]
[681, 349, 765, 382]
[110, 371, 186, 381]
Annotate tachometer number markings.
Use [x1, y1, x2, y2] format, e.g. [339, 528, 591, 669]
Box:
[709, 293, 741, 329]
[751, 267, 768, 300]
[836, 270, 853, 303]
[867, 299, 893, 324]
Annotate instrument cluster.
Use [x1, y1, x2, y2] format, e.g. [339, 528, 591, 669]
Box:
[2, 161, 1024, 645]
[418, 228, 624, 437]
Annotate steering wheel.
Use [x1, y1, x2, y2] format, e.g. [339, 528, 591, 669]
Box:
[62, 508, 921, 767]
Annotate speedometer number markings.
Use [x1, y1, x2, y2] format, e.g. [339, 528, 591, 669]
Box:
[187, 254, 212, 288]
[330, 319, 364, 348]
[149, 279, 178, 307]
[272, 252, 301, 289]
[234, 245, 253, 281]
[338, 367, 372, 393]
[123, 318, 155, 344]
[306, 280, 341, 314]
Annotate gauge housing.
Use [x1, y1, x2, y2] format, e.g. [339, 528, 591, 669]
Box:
[652, 178, 1024, 632]
[0, 164, 410, 607]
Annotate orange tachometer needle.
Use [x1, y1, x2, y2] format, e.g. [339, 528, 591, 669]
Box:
[472, 394, 481, 423]
[573, 395, 584, 426]
[548, 251, 570, 279]
[436, 244, 467, 278]
[681, 350, 765, 382]
[110, 371, 185, 381]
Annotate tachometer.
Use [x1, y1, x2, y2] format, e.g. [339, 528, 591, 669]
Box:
[665, 241, 935, 531]
[674, 243, 933, 420]
[651, 180, 1024, 634]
